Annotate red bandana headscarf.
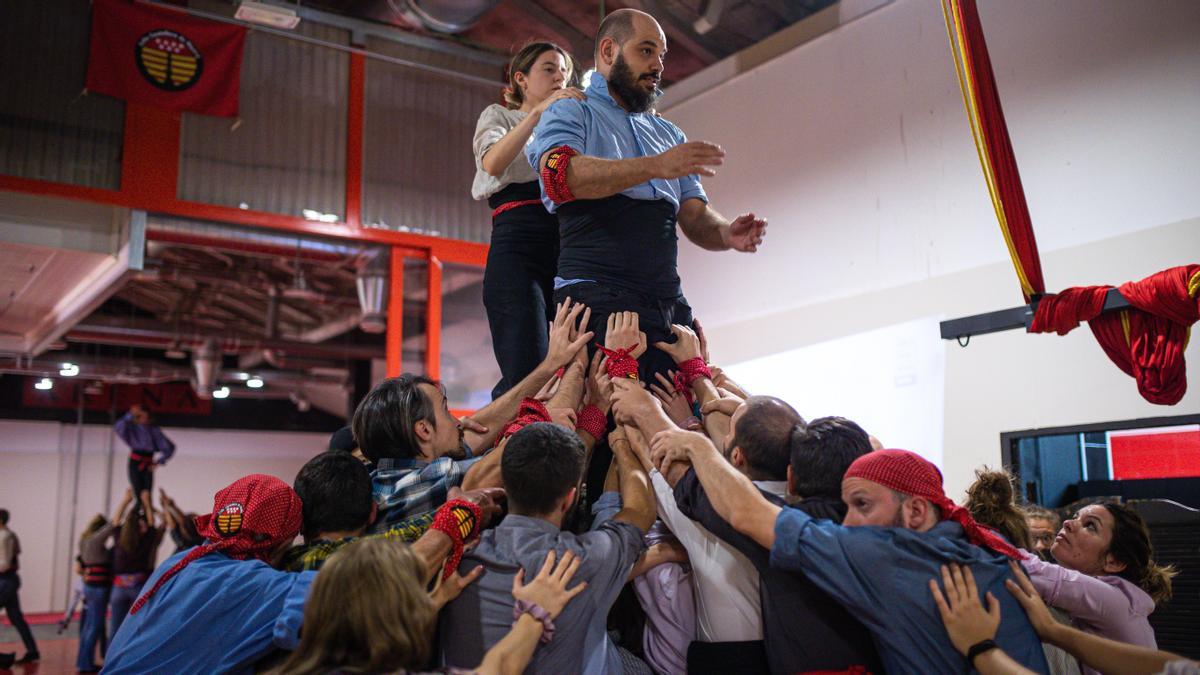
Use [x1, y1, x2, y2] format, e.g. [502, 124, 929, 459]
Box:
[844, 449, 1021, 559]
[130, 474, 303, 614]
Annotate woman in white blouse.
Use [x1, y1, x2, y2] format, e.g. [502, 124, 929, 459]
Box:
[472, 42, 583, 400]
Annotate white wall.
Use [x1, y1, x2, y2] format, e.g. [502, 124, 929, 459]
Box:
[662, 0, 1200, 498]
[0, 420, 326, 612]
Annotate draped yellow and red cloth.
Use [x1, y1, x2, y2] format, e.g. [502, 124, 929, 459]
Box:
[1029, 266, 1200, 405]
[942, 0, 1045, 302]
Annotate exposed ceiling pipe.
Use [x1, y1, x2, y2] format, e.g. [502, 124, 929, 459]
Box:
[264, 286, 280, 339]
[386, 0, 502, 33]
[192, 337, 221, 399]
[146, 216, 375, 264]
[67, 322, 384, 361]
[0, 356, 347, 387]
[356, 249, 389, 335]
[134, 268, 360, 308]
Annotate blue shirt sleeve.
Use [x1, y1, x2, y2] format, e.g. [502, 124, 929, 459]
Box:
[272, 570, 316, 650]
[669, 124, 708, 205]
[769, 507, 889, 619]
[150, 427, 176, 464]
[114, 412, 136, 447]
[527, 98, 587, 171]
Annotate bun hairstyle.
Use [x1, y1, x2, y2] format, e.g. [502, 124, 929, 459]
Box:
[964, 467, 1033, 552]
[1101, 502, 1176, 604]
[503, 41, 575, 110]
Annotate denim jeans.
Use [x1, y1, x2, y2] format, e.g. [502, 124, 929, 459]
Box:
[108, 578, 145, 641]
[483, 205, 559, 400]
[77, 584, 111, 670]
[0, 573, 37, 654]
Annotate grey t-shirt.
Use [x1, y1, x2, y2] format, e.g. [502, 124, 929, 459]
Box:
[471, 104, 539, 201]
[439, 494, 644, 674]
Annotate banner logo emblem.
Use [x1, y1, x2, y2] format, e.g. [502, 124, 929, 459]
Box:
[135, 29, 203, 91]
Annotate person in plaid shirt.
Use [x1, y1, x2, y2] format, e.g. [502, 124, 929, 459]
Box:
[355, 300, 593, 531]
[276, 451, 502, 573]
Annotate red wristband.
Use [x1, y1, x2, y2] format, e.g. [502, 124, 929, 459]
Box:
[596, 343, 640, 380]
[576, 404, 608, 442]
[495, 398, 553, 447]
[430, 499, 483, 580]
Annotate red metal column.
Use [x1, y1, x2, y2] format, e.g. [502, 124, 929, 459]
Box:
[425, 255, 442, 381]
[386, 246, 405, 377]
[345, 51, 365, 229]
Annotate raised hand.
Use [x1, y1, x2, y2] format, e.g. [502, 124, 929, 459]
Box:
[653, 141, 725, 179]
[512, 549, 588, 620]
[693, 317, 711, 364]
[610, 378, 657, 426]
[652, 324, 702, 365]
[534, 87, 586, 114]
[723, 213, 767, 253]
[585, 352, 614, 412]
[431, 564, 486, 609]
[545, 298, 594, 368]
[1005, 560, 1061, 642]
[448, 486, 506, 531]
[649, 428, 709, 475]
[650, 371, 693, 427]
[605, 311, 646, 359]
[928, 563, 1000, 656]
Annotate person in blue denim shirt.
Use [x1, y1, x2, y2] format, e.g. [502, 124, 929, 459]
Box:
[526, 8, 767, 381]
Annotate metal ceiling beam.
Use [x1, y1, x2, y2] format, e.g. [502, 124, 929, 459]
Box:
[507, 0, 595, 62]
[628, 0, 721, 63]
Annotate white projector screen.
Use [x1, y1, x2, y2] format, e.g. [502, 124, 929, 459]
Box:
[724, 316, 946, 468]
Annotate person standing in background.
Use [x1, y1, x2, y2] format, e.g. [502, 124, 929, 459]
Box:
[0, 508, 40, 666]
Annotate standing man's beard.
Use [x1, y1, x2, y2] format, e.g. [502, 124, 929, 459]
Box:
[608, 52, 660, 113]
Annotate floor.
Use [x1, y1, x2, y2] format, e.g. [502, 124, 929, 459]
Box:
[2, 614, 94, 675]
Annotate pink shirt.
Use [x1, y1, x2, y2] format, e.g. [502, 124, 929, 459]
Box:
[1021, 552, 1156, 675]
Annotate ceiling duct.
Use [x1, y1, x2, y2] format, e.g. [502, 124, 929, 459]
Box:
[356, 249, 389, 335]
[388, 0, 501, 33]
[192, 337, 221, 399]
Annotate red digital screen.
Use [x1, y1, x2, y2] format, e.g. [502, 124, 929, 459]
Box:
[1109, 426, 1200, 479]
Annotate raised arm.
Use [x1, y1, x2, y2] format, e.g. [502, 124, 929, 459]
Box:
[677, 199, 767, 253]
[477, 90, 583, 178]
[463, 300, 592, 452]
[610, 426, 656, 534]
[650, 428, 780, 549]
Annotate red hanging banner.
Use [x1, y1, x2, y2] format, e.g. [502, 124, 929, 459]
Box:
[86, 0, 247, 117]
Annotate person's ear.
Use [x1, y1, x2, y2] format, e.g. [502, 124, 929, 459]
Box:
[730, 446, 746, 470]
[560, 487, 578, 515]
[414, 420, 434, 443]
[908, 497, 935, 530]
[513, 70, 527, 92]
[601, 38, 616, 66]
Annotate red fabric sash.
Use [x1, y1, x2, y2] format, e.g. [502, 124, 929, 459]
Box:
[1030, 265, 1200, 405]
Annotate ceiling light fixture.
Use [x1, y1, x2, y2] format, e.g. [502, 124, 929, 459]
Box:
[212, 386, 231, 399]
[246, 377, 265, 389]
[234, 1, 300, 29]
[59, 363, 80, 377]
[35, 377, 54, 390]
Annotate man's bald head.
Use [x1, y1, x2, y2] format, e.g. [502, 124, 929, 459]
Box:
[596, 9, 657, 53]
[729, 396, 803, 481]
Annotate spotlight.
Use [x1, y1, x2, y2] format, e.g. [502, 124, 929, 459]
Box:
[34, 377, 53, 390]
[246, 377, 264, 389]
[212, 386, 231, 399]
[60, 363, 80, 377]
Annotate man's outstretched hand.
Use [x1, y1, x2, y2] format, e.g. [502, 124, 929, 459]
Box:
[724, 213, 767, 252]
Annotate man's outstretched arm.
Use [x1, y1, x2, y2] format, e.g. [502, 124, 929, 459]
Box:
[650, 428, 781, 549]
[538, 143, 725, 202]
[677, 199, 767, 253]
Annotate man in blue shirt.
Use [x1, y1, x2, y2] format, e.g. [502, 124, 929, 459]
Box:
[650, 433, 1051, 675]
[103, 474, 312, 675]
[527, 8, 767, 380]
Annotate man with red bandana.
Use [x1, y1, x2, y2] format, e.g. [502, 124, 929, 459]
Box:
[526, 8, 767, 381]
[650, 434, 1051, 675]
